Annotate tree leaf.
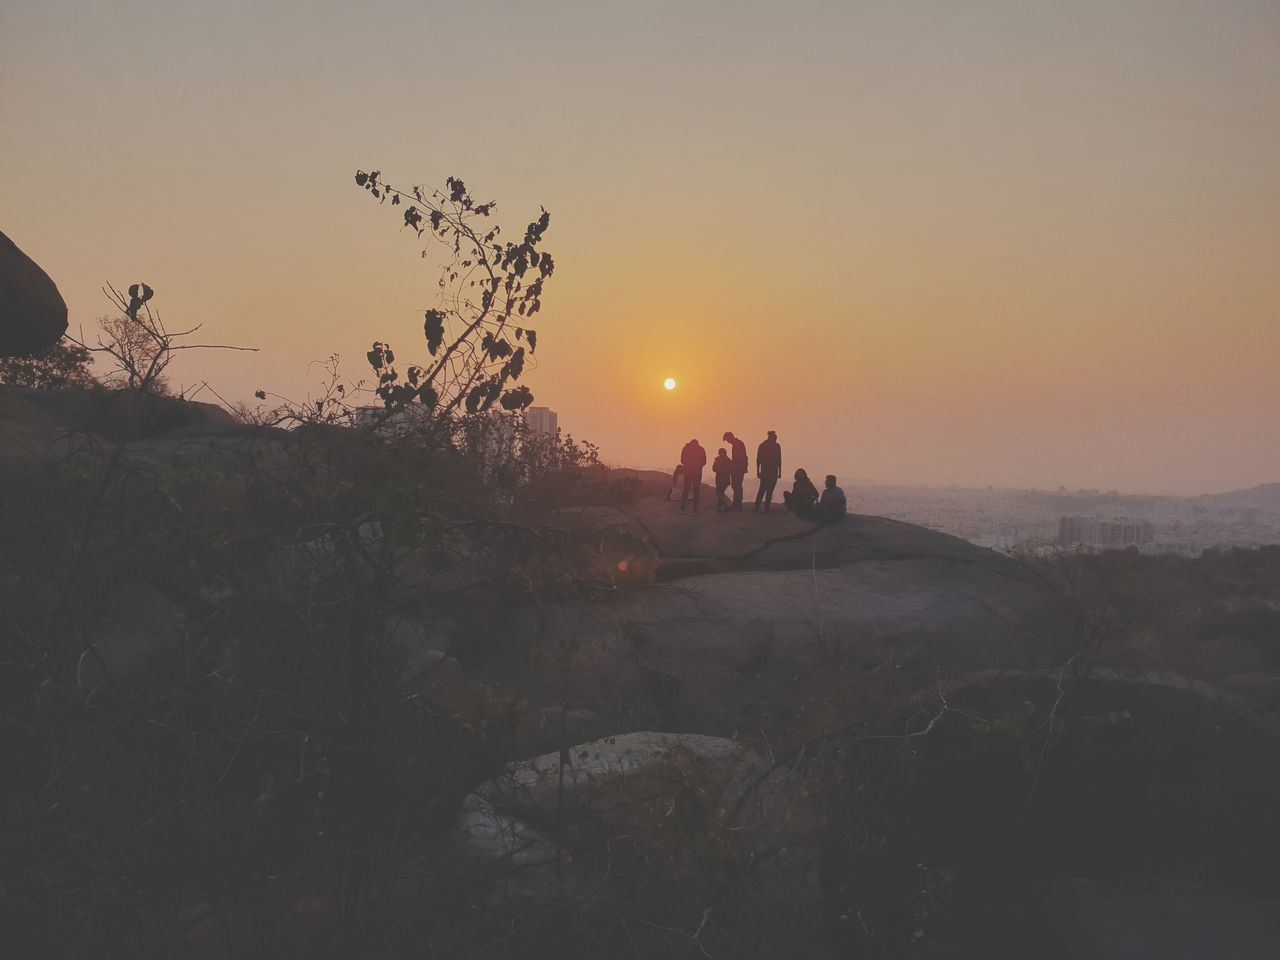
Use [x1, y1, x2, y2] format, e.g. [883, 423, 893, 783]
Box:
[424, 310, 446, 355]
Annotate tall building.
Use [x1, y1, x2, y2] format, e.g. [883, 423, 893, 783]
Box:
[524, 406, 558, 437]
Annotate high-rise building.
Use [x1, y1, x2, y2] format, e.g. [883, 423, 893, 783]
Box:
[524, 406, 558, 437]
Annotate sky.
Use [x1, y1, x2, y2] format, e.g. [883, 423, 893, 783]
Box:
[3, 0, 1278, 494]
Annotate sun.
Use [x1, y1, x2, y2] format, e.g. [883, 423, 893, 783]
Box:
[663, 377, 677, 391]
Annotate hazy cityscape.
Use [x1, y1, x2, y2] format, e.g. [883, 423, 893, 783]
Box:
[843, 481, 1280, 556]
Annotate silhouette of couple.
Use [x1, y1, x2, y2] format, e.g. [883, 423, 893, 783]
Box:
[670, 431, 843, 521]
[782, 469, 847, 522]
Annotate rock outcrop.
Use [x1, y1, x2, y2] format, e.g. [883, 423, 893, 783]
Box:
[11, 383, 237, 441]
[0, 230, 68, 356]
[456, 731, 823, 949]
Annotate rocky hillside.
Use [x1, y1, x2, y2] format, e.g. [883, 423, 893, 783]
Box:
[3, 385, 1279, 959]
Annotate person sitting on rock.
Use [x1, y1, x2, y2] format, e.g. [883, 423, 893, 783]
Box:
[783, 468, 819, 518]
[817, 474, 847, 522]
[666, 463, 685, 501]
[712, 447, 733, 512]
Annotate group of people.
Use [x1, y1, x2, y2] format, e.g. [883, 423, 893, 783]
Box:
[666, 431, 847, 522]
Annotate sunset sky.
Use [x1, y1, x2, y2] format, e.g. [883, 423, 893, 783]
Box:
[3, 1, 1278, 494]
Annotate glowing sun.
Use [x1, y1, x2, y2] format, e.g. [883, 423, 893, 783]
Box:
[663, 377, 677, 391]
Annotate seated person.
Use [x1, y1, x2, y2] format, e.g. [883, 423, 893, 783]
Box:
[782, 468, 820, 518]
[817, 474, 847, 521]
[666, 463, 685, 501]
[712, 447, 733, 512]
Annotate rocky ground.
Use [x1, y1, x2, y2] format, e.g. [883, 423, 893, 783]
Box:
[4, 387, 1280, 958]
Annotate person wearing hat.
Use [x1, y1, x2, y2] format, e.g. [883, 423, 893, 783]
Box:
[754, 430, 783, 512]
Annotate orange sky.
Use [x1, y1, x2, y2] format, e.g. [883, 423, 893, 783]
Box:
[3, 1, 1278, 493]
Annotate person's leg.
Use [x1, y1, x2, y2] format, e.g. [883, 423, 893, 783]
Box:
[731, 472, 744, 510]
[782, 490, 794, 513]
[756, 473, 774, 511]
[691, 469, 702, 512]
[680, 470, 694, 511]
[716, 480, 729, 511]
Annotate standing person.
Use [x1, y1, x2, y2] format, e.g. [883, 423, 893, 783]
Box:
[782, 468, 820, 518]
[817, 474, 847, 522]
[679, 438, 707, 514]
[722, 431, 748, 511]
[712, 447, 733, 512]
[754, 430, 782, 512]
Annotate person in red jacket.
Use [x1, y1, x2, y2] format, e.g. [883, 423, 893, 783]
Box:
[722, 431, 749, 511]
[679, 438, 707, 514]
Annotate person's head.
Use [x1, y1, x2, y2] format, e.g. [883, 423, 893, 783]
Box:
[825, 474, 837, 488]
[794, 468, 808, 481]
[690, 438, 698, 445]
[718, 447, 727, 457]
[722, 431, 734, 442]
[767, 430, 777, 440]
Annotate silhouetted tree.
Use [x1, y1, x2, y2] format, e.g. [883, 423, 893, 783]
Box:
[0, 337, 94, 389]
[73, 283, 255, 395]
[353, 170, 552, 419]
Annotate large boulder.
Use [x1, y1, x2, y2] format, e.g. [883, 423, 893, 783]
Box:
[455, 731, 823, 953]
[611, 556, 1050, 673]
[599, 496, 1028, 582]
[0, 230, 68, 356]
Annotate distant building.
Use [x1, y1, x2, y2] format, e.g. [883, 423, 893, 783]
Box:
[352, 403, 432, 434]
[484, 411, 518, 457]
[1058, 516, 1155, 549]
[524, 406, 558, 437]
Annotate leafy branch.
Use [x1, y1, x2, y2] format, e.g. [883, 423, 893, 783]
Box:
[353, 170, 553, 419]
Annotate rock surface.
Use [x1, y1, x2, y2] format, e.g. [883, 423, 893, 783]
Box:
[13, 383, 237, 441]
[456, 731, 822, 942]
[0, 230, 68, 356]
[472, 504, 1056, 738]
